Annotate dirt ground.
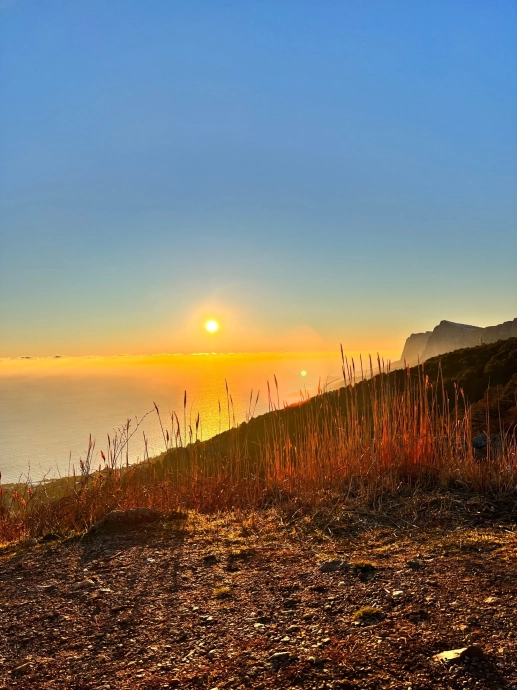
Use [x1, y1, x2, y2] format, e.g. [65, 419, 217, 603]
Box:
[0, 508, 516, 689]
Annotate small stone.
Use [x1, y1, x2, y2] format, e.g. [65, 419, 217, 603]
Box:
[433, 645, 485, 663]
[256, 615, 270, 624]
[407, 559, 423, 570]
[269, 651, 290, 663]
[309, 656, 327, 666]
[319, 560, 349, 572]
[28, 537, 37, 546]
[90, 507, 162, 532]
[38, 583, 57, 591]
[351, 562, 377, 581]
[207, 649, 216, 659]
[13, 662, 31, 675]
[406, 609, 430, 622]
[392, 590, 404, 597]
[72, 578, 96, 591]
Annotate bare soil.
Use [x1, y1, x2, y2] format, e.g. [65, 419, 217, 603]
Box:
[1, 508, 516, 689]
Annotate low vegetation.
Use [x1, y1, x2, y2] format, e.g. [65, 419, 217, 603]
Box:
[351, 606, 385, 623]
[213, 585, 232, 600]
[1, 339, 516, 543]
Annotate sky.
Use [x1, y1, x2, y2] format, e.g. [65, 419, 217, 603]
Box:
[1, 0, 516, 358]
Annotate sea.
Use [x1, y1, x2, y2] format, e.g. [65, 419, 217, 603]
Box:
[0, 351, 347, 484]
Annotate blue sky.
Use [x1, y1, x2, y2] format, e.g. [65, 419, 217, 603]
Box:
[1, 1, 516, 357]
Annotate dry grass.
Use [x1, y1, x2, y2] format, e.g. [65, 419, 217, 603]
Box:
[212, 585, 232, 599]
[1, 356, 516, 542]
[350, 561, 377, 572]
[351, 606, 385, 623]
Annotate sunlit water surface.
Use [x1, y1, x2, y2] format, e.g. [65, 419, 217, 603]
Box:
[0, 352, 347, 484]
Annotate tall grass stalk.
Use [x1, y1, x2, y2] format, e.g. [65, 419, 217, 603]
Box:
[1, 356, 515, 541]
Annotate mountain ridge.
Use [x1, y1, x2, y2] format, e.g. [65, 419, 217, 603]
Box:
[393, 317, 517, 367]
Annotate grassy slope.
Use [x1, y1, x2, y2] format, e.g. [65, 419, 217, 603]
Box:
[159, 337, 517, 469]
[2, 339, 516, 540]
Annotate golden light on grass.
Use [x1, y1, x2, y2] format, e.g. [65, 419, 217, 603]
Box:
[3, 343, 517, 543]
[205, 320, 219, 333]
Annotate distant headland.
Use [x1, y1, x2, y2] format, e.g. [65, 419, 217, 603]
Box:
[393, 317, 517, 367]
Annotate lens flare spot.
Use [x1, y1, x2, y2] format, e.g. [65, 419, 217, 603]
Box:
[301, 370, 307, 377]
[205, 320, 219, 333]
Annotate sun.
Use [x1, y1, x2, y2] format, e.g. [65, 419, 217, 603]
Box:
[205, 319, 219, 333]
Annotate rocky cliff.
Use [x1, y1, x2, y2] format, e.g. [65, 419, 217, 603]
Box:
[393, 317, 517, 367]
[396, 331, 432, 366]
[420, 321, 484, 360]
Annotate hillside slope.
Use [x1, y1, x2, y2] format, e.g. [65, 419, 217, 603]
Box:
[158, 338, 517, 475]
[3, 339, 515, 540]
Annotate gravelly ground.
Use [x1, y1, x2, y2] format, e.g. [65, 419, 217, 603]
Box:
[0, 511, 516, 689]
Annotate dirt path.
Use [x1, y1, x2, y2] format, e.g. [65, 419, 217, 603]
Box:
[0, 511, 516, 689]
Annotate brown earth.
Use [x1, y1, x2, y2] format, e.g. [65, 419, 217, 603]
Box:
[0, 506, 516, 690]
